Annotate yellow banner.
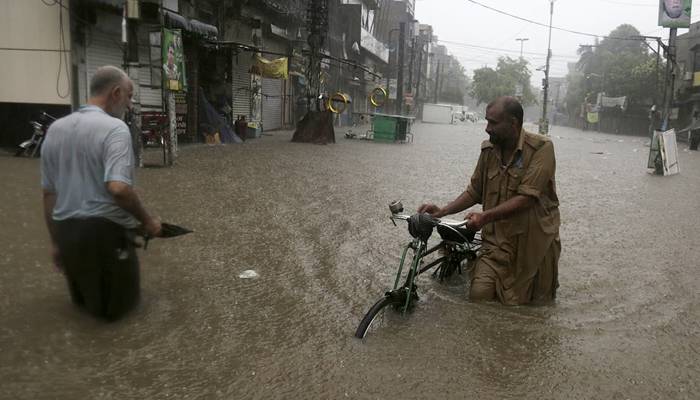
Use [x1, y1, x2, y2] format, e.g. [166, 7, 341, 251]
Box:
[255, 55, 288, 79]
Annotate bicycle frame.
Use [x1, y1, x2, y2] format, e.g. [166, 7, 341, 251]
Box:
[355, 206, 484, 339]
[390, 238, 476, 314]
[387, 212, 482, 313]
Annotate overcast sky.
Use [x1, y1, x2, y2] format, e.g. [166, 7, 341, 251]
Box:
[415, 0, 699, 85]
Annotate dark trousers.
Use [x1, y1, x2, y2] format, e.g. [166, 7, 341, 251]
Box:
[55, 218, 140, 320]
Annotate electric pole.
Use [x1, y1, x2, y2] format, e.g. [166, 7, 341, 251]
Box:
[408, 37, 416, 95]
[662, 28, 678, 130]
[396, 22, 406, 115]
[515, 37, 529, 58]
[415, 41, 424, 116]
[540, 0, 554, 135]
[123, 0, 142, 166]
[434, 58, 441, 104]
[306, 0, 329, 109]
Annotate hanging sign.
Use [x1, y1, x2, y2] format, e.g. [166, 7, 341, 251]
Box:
[254, 55, 289, 79]
[658, 0, 692, 28]
[162, 28, 186, 91]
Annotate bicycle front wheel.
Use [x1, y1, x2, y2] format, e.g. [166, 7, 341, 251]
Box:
[354, 293, 405, 339]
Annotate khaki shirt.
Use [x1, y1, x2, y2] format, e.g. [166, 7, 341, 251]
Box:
[466, 129, 560, 304]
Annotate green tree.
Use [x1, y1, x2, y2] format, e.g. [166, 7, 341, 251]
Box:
[566, 24, 661, 114]
[470, 57, 536, 106]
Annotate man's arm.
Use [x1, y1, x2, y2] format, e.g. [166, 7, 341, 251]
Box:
[106, 181, 161, 236]
[467, 140, 555, 230]
[422, 191, 478, 218]
[42, 190, 58, 243]
[42, 189, 62, 271]
[466, 194, 535, 230]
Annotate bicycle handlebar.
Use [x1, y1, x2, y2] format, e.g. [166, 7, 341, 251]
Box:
[390, 213, 469, 228]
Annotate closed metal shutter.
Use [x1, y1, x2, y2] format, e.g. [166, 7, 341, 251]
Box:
[138, 30, 162, 110]
[262, 77, 283, 131]
[85, 26, 124, 91]
[86, 21, 161, 110]
[231, 54, 250, 119]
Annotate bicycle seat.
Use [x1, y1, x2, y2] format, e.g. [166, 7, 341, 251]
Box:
[437, 224, 476, 244]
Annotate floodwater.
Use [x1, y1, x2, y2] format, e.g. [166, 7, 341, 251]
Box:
[1, 122, 699, 399]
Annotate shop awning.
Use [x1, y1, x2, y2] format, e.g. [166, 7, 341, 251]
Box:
[164, 10, 218, 39]
[190, 19, 218, 37]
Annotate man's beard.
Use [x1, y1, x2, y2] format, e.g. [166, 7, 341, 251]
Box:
[107, 105, 126, 119]
[488, 134, 501, 145]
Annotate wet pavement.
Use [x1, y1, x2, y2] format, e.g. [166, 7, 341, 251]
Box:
[1, 121, 699, 399]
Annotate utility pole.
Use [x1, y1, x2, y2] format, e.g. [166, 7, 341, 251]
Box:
[662, 28, 677, 130]
[123, 0, 142, 166]
[408, 37, 416, 95]
[306, 0, 329, 109]
[515, 37, 529, 58]
[386, 28, 400, 101]
[415, 41, 424, 116]
[407, 37, 418, 114]
[434, 58, 441, 104]
[396, 22, 406, 115]
[540, 0, 554, 135]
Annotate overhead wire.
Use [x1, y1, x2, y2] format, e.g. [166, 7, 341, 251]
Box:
[464, 0, 660, 41]
[437, 39, 580, 59]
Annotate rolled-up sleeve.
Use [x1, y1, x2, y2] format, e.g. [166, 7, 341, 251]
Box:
[103, 124, 135, 185]
[518, 141, 555, 199]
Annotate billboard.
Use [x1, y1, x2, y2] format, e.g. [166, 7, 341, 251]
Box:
[659, 0, 692, 28]
[162, 28, 186, 91]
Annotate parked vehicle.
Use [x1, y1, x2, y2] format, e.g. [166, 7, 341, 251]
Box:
[422, 103, 454, 124]
[15, 112, 56, 157]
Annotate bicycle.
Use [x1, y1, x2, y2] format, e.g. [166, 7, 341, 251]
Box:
[354, 201, 482, 339]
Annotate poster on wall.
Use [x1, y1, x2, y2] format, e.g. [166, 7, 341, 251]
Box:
[659, 0, 692, 28]
[162, 28, 186, 91]
[174, 92, 187, 136]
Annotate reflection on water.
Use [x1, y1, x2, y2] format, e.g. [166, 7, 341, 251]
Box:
[1, 123, 699, 399]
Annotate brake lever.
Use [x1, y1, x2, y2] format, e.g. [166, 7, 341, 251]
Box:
[389, 216, 397, 227]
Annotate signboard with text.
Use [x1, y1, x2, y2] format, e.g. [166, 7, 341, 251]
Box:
[174, 92, 187, 136]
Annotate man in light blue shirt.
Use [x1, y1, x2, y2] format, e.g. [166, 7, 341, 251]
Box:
[41, 65, 161, 320]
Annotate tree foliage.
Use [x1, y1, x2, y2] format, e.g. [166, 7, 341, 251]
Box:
[566, 24, 661, 114]
[438, 61, 469, 104]
[470, 57, 536, 106]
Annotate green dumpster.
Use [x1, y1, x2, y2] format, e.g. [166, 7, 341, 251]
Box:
[373, 115, 397, 142]
[370, 113, 414, 142]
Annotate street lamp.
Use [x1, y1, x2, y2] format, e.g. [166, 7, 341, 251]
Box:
[515, 37, 529, 58]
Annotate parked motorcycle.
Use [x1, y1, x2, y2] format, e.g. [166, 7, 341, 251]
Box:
[15, 112, 56, 157]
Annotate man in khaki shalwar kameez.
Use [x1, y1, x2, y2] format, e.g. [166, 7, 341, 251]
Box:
[419, 96, 560, 305]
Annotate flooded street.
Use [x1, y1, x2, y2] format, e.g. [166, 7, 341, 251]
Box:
[1, 122, 699, 399]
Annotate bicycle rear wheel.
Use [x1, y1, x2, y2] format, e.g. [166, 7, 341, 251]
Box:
[355, 287, 418, 339]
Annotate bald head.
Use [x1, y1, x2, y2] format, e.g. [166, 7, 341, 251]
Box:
[89, 66, 129, 97]
[88, 66, 133, 118]
[487, 96, 524, 129]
